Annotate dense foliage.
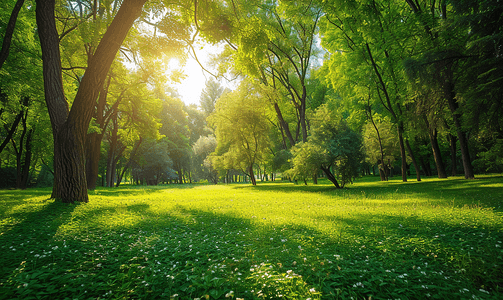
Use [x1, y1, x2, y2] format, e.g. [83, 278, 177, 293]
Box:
[1, 0, 502, 195]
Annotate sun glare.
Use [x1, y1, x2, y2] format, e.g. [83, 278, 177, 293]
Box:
[167, 43, 223, 106]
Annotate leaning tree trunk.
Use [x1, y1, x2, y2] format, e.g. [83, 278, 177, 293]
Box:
[423, 116, 448, 178]
[405, 139, 421, 181]
[0, 0, 25, 69]
[249, 164, 257, 186]
[320, 165, 341, 188]
[36, 0, 147, 202]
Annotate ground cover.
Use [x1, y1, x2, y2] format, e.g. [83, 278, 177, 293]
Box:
[0, 175, 502, 299]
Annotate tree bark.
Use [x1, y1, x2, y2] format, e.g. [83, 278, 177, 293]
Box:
[19, 129, 33, 189]
[320, 165, 341, 188]
[36, 0, 146, 203]
[0, 0, 25, 69]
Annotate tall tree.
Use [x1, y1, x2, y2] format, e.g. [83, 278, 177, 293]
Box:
[35, 0, 147, 202]
[209, 80, 272, 186]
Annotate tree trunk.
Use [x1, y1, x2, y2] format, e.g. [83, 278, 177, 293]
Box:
[320, 165, 341, 188]
[424, 116, 447, 178]
[19, 129, 33, 189]
[249, 164, 257, 186]
[299, 91, 308, 143]
[0, 0, 25, 69]
[445, 64, 474, 179]
[397, 124, 408, 182]
[274, 103, 295, 147]
[85, 78, 114, 190]
[448, 133, 457, 176]
[367, 102, 387, 181]
[36, 0, 147, 203]
[116, 138, 142, 187]
[405, 139, 421, 181]
[430, 129, 447, 178]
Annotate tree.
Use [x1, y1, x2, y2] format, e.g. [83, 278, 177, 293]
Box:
[209, 80, 272, 186]
[0, 0, 25, 69]
[192, 135, 218, 184]
[35, 0, 147, 202]
[199, 77, 225, 118]
[362, 118, 399, 181]
[288, 103, 363, 188]
[158, 92, 191, 184]
[134, 138, 173, 185]
[219, 1, 322, 146]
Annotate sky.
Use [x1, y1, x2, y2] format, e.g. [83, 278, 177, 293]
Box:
[170, 43, 235, 107]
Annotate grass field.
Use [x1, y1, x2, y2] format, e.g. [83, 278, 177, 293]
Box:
[0, 175, 502, 299]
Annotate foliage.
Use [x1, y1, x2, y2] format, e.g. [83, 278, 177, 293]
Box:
[0, 176, 502, 299]
[288, 103, 364, 187]
[133, 138, 173, 185]
[362, 119, 399, 166]
[208, 80, 272, 183]
[192, 135, 218, 184]
[199, 78, 225, 118]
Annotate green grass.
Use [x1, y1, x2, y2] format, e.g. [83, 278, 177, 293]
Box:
[0, 175, 502, 299]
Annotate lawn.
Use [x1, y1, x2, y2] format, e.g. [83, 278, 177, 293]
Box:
[0, 175, 502, 299]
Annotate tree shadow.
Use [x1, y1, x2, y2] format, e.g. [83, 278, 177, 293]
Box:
[0, 199, 77, 284]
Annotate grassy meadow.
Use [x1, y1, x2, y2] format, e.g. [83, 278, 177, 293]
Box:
[0, 175, 502, 299]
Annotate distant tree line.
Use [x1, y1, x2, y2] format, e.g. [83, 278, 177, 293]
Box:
[0, 0, 501, 199]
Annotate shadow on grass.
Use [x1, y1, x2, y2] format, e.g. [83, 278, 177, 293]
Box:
[87, 183, 203, 197]
[0, 199, 77, 286]
[1, 178, 502, 299]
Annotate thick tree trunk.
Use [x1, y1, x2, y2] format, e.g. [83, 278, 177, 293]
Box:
[36, 0, 146, 203]
[405, 139, 421, 181]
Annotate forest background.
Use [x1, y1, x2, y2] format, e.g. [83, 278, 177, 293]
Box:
[1, 0, 502, 202]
